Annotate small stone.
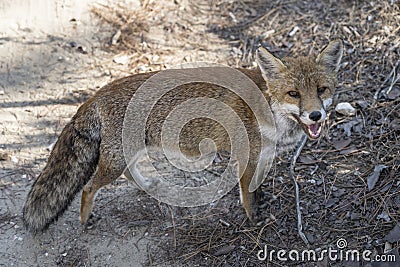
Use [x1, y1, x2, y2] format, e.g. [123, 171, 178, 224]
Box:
[113, 55, 130, 65]
[77, 46, 87, 54]
[308, 179, 316, 184]
[11, 156, 18, 163]
[138, 65, 148, 72]
[335, 102, 356, 116]
[288, 26, 300, 36]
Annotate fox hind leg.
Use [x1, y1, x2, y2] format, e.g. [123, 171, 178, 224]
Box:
[80, 158, 123, 225]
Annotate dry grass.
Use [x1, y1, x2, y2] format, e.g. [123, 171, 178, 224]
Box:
[91, 0, 399, 266]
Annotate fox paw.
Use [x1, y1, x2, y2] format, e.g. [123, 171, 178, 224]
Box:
[83, 213, 101, 230]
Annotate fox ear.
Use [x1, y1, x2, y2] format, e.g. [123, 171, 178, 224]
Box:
[256, 46, 286, 80]
[316, 40, 343, 73]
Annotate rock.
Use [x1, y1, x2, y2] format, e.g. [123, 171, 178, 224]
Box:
[288, 26, 300, 36]
[10, 156, 18, 163]
[113, 55, 130, 65]
[335, 102, 356, 116]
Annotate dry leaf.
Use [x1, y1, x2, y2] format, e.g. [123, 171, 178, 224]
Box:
[384, 223, 400, 243]
[332, 138, 352, 150]
[213, 245, 235, 256]
[367, 164, 387, 191]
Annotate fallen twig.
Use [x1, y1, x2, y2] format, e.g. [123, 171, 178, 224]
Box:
[373, 60, 400, 104]
[290, 134, 309, 246]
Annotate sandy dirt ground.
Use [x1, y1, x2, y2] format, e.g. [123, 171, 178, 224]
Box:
[0, 0, 152, 266]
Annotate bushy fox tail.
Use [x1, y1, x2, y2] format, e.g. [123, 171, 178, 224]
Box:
[23, 103, 101, 233]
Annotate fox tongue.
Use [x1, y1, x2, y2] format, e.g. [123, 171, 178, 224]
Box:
[307, 123, 321, 138]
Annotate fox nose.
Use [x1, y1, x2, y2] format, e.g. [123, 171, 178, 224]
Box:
[309, 111, 322, 122]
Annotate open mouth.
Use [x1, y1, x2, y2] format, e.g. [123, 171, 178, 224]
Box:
[305, 123, 322, 139]
[292, 115, 322, 139]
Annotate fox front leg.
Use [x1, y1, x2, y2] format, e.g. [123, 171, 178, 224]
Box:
[239, 162, 262, 221]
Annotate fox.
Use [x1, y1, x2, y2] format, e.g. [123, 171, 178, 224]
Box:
[23, 40, 343, 233]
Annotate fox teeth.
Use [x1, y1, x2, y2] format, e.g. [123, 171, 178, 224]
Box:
[307, 123, 321, 139]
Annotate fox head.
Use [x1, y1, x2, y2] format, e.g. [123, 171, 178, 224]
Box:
[256, 40, 343, 139]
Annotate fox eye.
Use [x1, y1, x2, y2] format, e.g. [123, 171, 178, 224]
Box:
[317, 87, 328, 95]
[287, 91, 300, 98]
